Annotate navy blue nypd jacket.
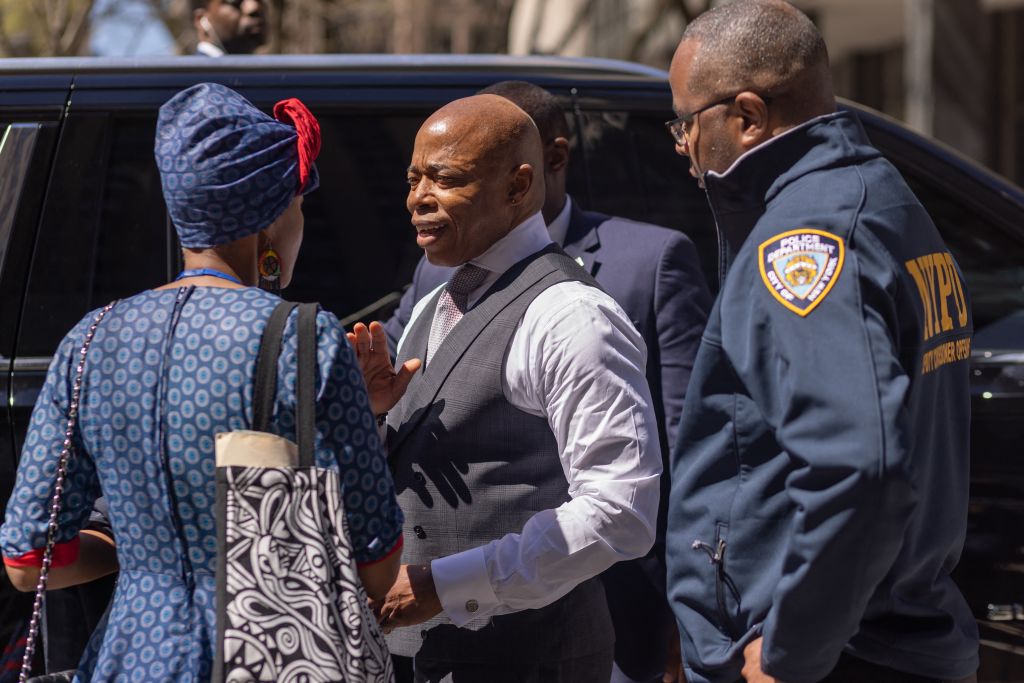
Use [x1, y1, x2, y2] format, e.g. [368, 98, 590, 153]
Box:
[667, 111, 979, 683]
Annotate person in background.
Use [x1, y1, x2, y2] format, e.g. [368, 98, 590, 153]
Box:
[193, 0, 266, 57]
[664, 2, 979, 682]
[351, 93, 661, 681]
[382, 80, 711, 683]
[1, 83, 404, 681]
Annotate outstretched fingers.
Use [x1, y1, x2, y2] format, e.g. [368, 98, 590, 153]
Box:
[347, 322, 372, 367]
[367, 320, 388, 351]
[393, 358, 423, 401]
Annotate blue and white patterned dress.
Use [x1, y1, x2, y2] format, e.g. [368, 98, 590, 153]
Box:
[1, 286, 404, 682]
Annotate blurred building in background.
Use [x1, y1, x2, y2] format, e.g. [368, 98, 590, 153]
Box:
[1, 0, 1022, 183]
[263, 0, 517, 55]
[508, 0, 1024, 185]
[0, 0, 518, 57]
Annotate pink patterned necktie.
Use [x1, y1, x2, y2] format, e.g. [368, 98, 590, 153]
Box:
[426, 263, 490, 364]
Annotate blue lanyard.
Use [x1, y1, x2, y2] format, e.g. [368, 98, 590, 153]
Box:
[175, 268, 243, 285]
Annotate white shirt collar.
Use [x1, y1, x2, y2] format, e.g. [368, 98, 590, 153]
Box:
[196, 41, 225, 57]
[459, 211, 553, 308]
[546, 196, 573, 247]
[469, 210, 553, 276]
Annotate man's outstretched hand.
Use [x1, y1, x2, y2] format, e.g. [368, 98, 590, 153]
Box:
[347, 321, 422, 416]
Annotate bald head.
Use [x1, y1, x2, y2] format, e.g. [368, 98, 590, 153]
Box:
[476, 81, 572, 223]
[676, 0, 834, 121]
[423, 95, 544, 178]
[407, 95, 546, 266]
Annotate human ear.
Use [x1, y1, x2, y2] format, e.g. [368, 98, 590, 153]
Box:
[509, 163, 534, 204]
[547, 137, 570, 173]
[734, 92, 771, 150]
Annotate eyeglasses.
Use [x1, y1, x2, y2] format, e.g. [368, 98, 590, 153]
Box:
[664, 92, 772, 146]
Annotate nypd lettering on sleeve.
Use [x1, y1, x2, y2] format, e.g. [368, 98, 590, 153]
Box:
[904, 250, 972, 375]
[758, 228, 845, 316]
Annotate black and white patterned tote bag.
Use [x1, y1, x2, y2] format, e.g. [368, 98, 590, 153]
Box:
[214, 302, 392, 683]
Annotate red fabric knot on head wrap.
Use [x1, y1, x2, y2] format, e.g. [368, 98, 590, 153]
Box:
[273, 98, 321, 194]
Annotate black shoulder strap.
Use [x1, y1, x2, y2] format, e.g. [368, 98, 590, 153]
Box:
[296, 303, 318, 467]
[252, 301, 299, 433]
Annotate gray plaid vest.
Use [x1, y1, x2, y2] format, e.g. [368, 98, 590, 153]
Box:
[385, 246, 614, 663]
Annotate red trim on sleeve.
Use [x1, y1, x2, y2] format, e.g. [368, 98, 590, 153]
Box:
[356, 534, 403, 567]
[3, 535, 80, 568]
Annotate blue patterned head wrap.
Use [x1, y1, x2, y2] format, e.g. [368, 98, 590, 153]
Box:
[155, 82, 320, 249]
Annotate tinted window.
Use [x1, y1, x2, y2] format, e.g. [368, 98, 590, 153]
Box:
[0, 116, 58, 353]
[18, 115, 168, 358]
[288, 113, 425, 322]
[575, 110, 653, 219]
[0, 124, 40, 276]
[95, 117, 171, 305]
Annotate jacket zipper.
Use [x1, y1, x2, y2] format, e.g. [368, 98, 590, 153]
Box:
[692, 537, 729, 627]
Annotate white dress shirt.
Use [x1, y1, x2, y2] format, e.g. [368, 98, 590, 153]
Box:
[546, 195, 573, 248]
[397, 211, 662, 628]
[196, 41, 225, 57]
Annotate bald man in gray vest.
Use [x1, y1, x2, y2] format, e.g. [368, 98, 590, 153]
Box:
[349, 95, 662, 681]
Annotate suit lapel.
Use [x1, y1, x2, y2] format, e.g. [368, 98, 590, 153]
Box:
[386, 286, 441, 431]
[561, 202, 607, 276]
[387, 245, 563, 457]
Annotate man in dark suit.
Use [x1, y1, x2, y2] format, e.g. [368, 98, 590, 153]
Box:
[383, 81, 712, 683]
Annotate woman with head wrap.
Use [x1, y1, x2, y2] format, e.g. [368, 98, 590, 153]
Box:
[1, 83, 405, 681]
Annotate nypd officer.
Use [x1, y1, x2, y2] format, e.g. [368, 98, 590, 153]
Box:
[664, 2, 979, 682]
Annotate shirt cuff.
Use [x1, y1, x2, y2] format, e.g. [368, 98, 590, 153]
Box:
[431, 546, 499, 627]
[3, 536, 81, 568]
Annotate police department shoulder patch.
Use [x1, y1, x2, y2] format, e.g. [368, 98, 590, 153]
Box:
[758, 228, 845, 316]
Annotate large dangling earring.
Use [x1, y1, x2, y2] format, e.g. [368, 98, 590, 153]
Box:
[258, 243, 282, 294]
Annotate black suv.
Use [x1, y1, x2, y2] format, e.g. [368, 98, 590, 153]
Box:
[1, 55, 1023, 678]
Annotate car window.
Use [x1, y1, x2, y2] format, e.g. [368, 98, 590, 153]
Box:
[902, 173, 1024, 349]
[18, 114, 169, 359]
[287, 113, 425, 323]
[0, 118, 59, 360]
[0, 124, 40, 276]
[94, 117, 171, 306]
